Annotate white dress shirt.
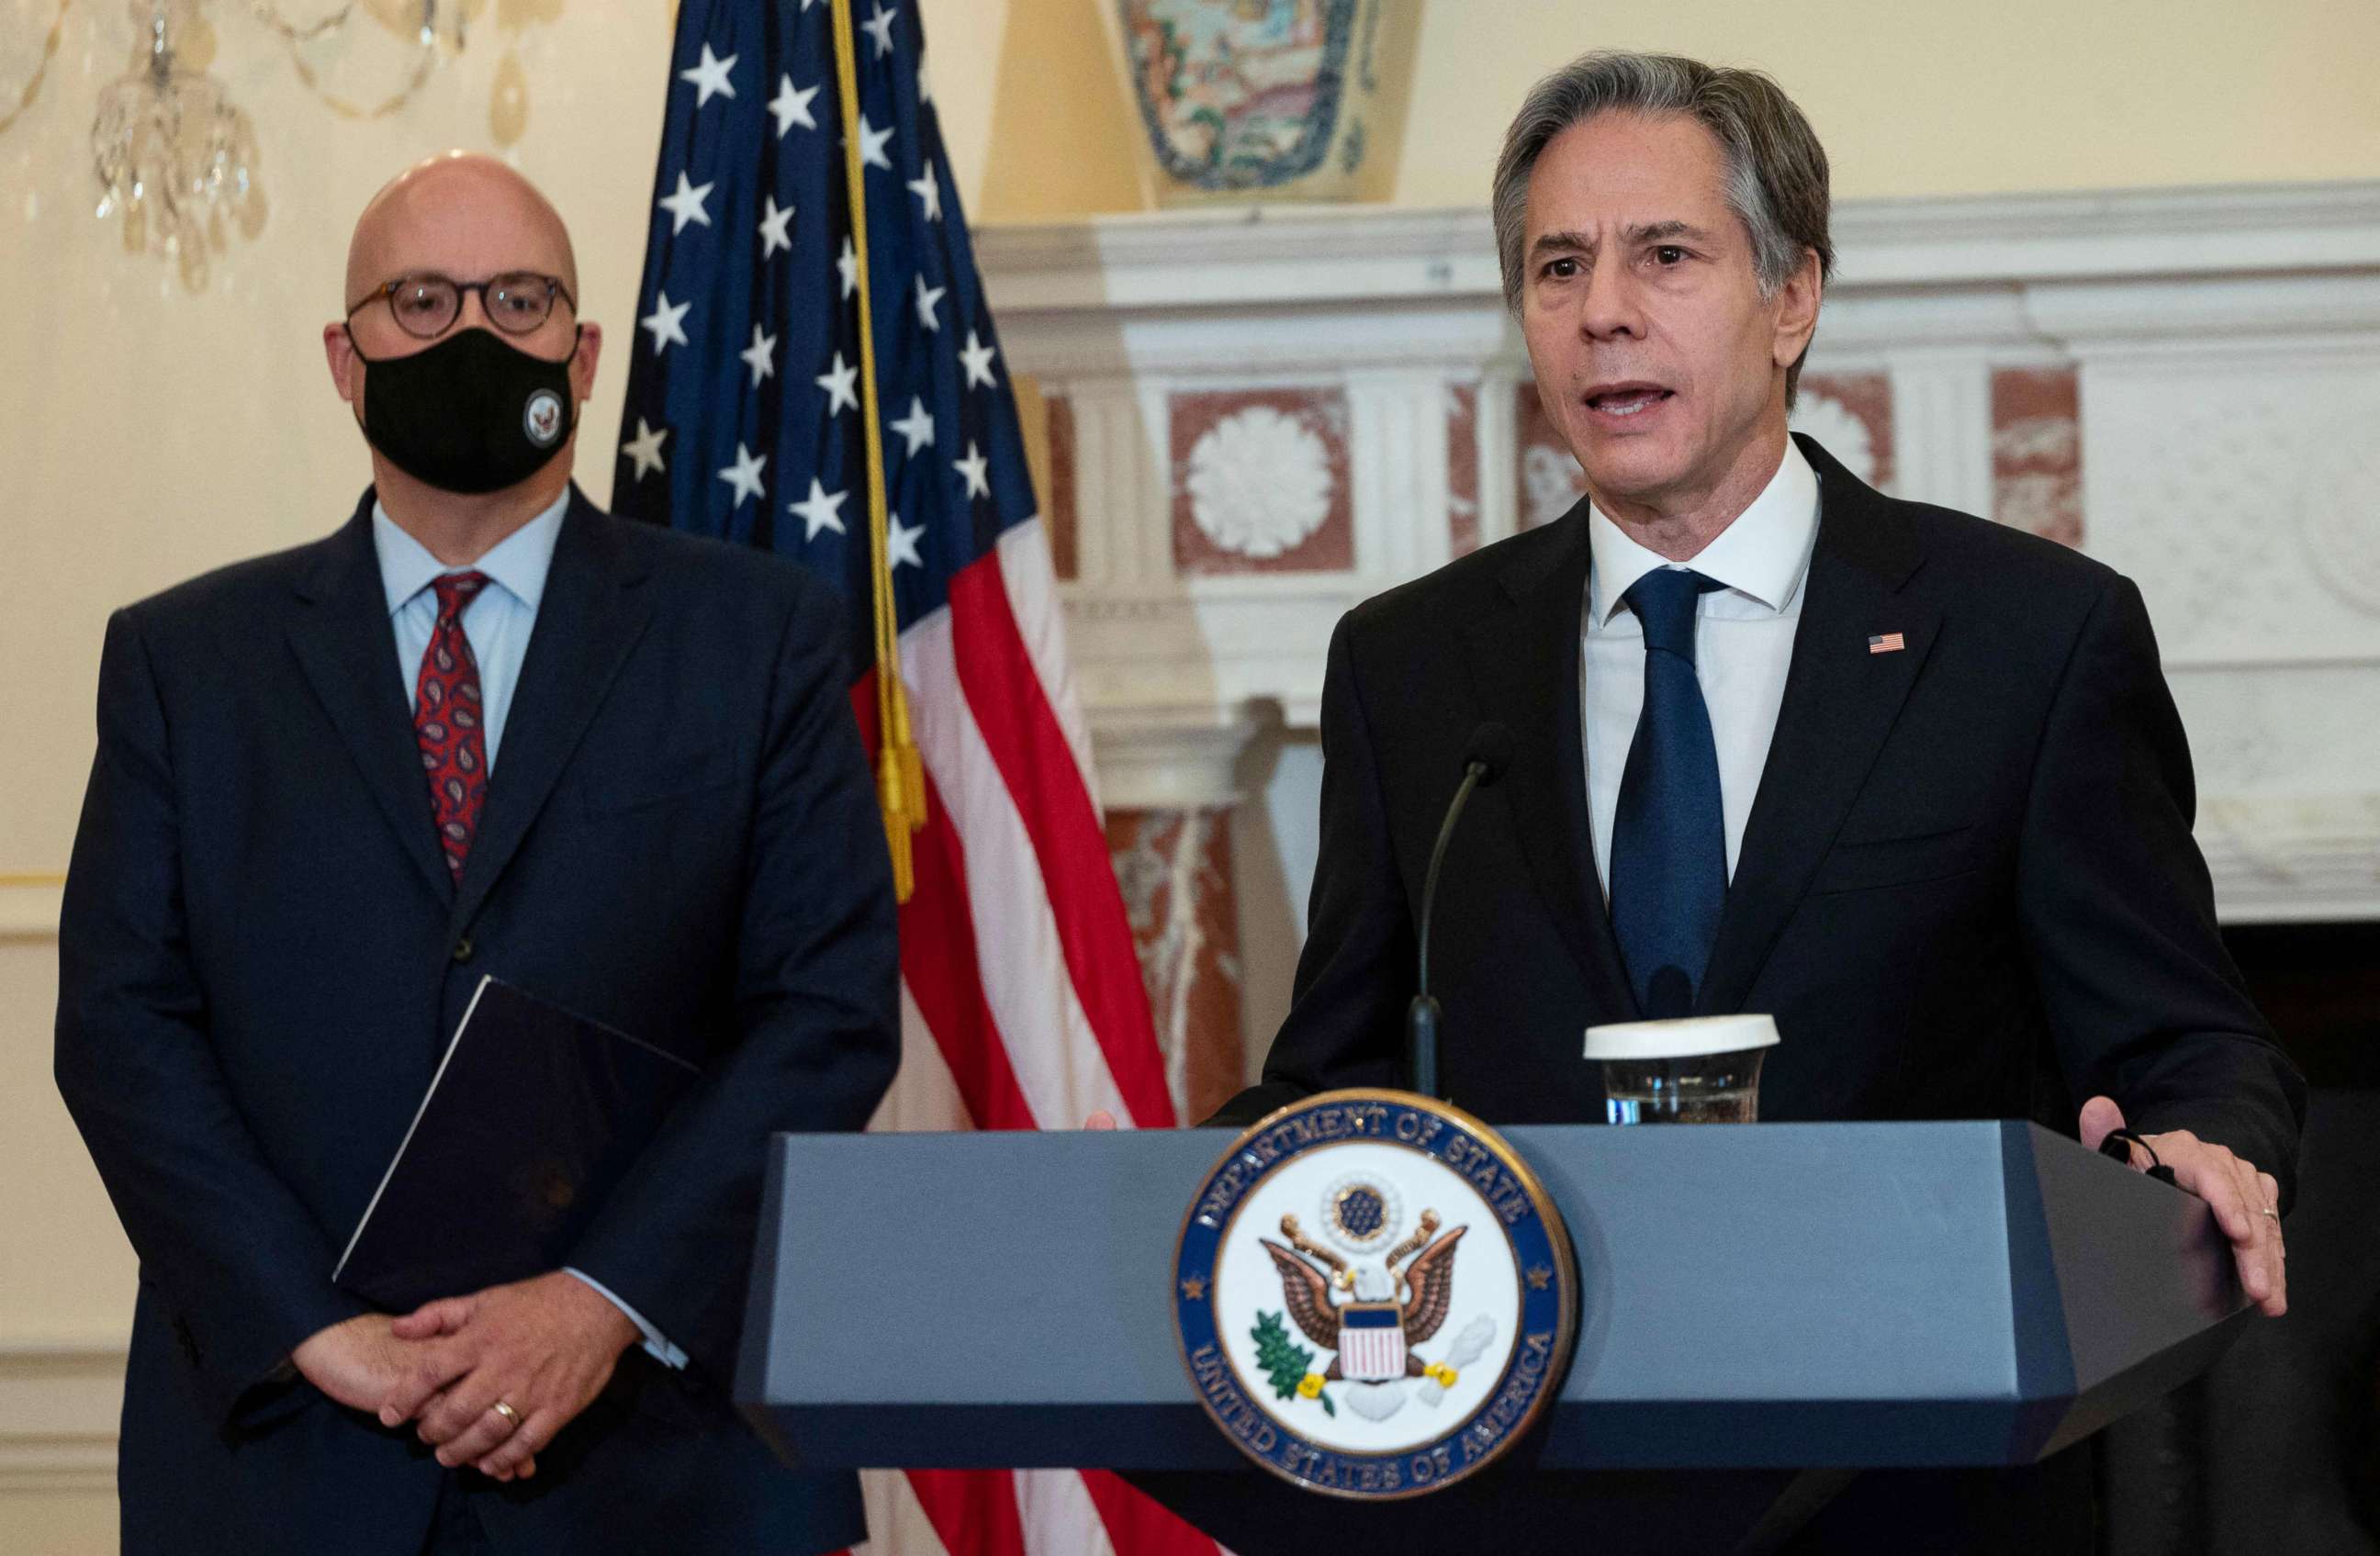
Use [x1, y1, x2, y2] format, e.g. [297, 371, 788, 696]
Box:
[1581, 439, 1822, 899]
[372, 494, 688, 1370]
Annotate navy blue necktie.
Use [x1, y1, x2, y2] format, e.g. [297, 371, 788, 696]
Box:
[1610, 568, 1727, 1018]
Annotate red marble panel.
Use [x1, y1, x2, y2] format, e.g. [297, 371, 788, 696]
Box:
[1448, 380, 1481, 557]
[1514, 381, 1589, 530]
[1106, 805, 1246, 1125]
[1793, 372, 1895, 493]
[1993, 367, 2083, 548]
[1044, 391, 1079, 580]
[1171, 387, 1354, 576]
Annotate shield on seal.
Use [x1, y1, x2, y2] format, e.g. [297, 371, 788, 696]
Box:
[1336, 1301, 1406, 1382]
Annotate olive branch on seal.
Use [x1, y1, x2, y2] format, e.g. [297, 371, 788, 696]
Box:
[1251, 1309, 1334, 1417]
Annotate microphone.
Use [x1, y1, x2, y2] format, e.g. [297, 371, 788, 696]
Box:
[1408, 722, 1515, 1099]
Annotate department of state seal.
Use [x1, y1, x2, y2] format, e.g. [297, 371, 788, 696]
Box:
[1173, 1089, 1578, 1499]
[522, 388, 565, 448]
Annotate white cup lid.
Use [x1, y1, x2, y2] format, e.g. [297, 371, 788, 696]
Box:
[1582, 1013, 1781, 1061]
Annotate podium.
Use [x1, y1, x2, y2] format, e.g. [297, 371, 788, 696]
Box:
[736, 1121, 2247, 1550]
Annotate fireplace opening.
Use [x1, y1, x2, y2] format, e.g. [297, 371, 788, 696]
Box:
[2152, 920, 2380, 1551]
[2222, 920, 2380, 1089]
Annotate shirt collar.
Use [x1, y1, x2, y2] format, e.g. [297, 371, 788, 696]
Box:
[1585, 438, 1821, 628]
[370, 488, 570, 618]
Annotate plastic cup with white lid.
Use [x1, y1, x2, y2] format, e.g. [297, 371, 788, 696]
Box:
[1583, 1013, 1780, 1125]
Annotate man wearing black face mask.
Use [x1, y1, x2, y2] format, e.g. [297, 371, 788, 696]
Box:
[342, 278, 583, 496]
[53, 151, 899, 1556]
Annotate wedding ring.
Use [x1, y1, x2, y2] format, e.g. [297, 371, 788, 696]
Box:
[489, 1399, 522, 1427]
[2261, 1206, 2281, 1222]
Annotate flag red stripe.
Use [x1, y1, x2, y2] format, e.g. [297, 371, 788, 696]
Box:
[851, 678, 1038, 1133]
[904, 1469, 1029, 1556]
[948, 556, 1176, 1127]
[856, 599, 1223, 1552]
[900, 803, 1040, 1135]
[1080, 1469, 1222, 1556]
[991, 525, 1101, 810]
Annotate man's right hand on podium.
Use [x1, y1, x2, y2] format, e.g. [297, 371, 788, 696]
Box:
[2080, 1094, 2289, 1317]
[1084, 1111, 1117, 1129]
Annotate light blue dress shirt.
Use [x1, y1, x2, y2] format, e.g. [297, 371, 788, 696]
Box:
[371, 495, 688, 1370]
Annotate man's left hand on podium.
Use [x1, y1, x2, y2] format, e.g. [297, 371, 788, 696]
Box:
[376, 1271, 643, 1482]
[2081, 1094, 2287, 1318]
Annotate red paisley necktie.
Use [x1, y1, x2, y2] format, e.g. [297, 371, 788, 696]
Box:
[412, 571, 492, 881]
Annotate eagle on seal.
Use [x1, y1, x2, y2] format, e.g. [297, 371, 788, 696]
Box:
[1261, 1224, 1467, 1381]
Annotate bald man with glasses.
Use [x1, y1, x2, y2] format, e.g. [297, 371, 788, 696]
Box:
[55, 151, 899, 1556]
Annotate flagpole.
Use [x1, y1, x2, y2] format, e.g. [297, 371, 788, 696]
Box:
[828, 0, 925, 901]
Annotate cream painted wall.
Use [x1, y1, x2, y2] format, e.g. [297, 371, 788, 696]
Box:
[1382, 0, 2380, 207]
[1, 0, 2374, 1539]
[942, 0, 2380, 220]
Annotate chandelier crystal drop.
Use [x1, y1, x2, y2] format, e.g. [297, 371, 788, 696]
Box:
[92, 0, 261, 289]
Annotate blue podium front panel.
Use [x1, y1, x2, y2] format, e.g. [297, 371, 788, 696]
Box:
[737, 1120, 2243, 1471]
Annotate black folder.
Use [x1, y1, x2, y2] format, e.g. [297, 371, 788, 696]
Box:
[332, 976, 701, 1313]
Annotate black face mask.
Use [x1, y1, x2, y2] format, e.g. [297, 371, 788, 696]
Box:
[348, 325, 580, 495]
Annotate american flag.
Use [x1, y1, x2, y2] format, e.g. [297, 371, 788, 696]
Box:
[613, 4, 1221, 1554]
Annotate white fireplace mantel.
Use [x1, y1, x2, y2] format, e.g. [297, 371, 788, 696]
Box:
[978, 182, 2380, 317]
[977, 184, 2380, 922]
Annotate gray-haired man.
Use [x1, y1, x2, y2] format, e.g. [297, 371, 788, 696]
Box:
[1207, 50, 2303, 1555]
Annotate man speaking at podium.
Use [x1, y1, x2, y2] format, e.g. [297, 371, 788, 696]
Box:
[53, 154, 898, 1554]
[1211, 51, 2305, 1552]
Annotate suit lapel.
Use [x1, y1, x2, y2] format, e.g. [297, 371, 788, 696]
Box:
[1462, 506, 1638, 1021]
[450, 489, 655, 935]
[285, 495, 453, 901]
[1696, 436, 1940, 1015]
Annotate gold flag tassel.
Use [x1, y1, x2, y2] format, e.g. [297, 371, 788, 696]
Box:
[829, 0, 926, 901]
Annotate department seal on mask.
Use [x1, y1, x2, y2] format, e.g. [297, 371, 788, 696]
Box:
[523, 388, 566, 449]
[1173, 1089, 1578, 1499]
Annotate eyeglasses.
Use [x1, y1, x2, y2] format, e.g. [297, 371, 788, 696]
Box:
[345, 272, 578, 341]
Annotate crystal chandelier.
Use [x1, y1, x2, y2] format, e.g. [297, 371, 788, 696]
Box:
[92, 0, 261, 289]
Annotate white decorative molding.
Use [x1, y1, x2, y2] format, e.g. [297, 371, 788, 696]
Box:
[0, 879, 63, 942]
[978, 204, 1503, 314]
[982, 183, 2380, 923]
[1472, 366, 1522, 553]
[1831, 184, 2380, 288]
[2199, 797, 2380, 924]
[977, 182, 2380, 314]
[1184, 407, 1332, 559]
[1887, 357, 1996, 518]
[0, 1342, 124, 1497]
[1787, 391, 1878, 487]
[1090, 704, 1268, 813]
[2078, 351, 2380, 668]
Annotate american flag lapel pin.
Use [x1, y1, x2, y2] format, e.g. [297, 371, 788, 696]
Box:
[1868, 632, 1905, 655]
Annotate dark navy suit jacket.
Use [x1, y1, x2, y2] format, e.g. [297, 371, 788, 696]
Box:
[1224, 437, 2301, 1182]
[55, 486, 899, 1556]
[1189, 436, 2305, 1555]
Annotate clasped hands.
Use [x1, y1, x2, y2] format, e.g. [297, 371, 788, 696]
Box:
[289, 1271, 641, 1482]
